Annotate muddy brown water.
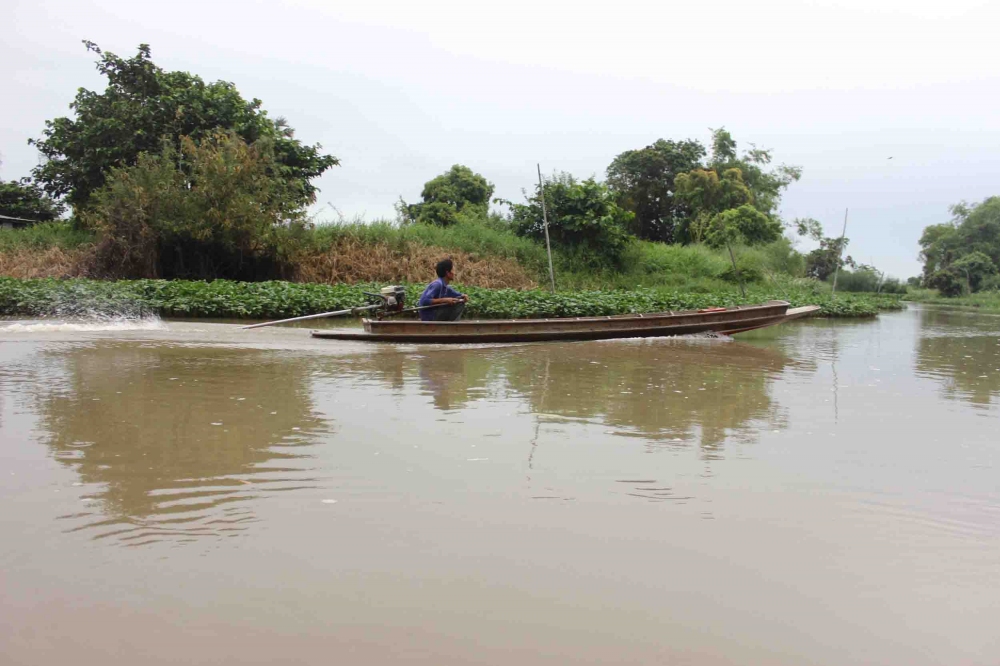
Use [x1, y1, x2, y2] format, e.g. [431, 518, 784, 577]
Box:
[1, 306, 998, 665]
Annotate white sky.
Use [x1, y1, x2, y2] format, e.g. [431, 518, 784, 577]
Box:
[3, 0, 999, 278]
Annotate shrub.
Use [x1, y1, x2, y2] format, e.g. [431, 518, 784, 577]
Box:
[406, 165, 494, 226]
[81, 131, 308, 280]
[927, 268, 964, 297]
[505, 173, 635, 268]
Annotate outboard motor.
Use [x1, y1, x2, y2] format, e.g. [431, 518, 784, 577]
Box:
[364, 285, 407, 318]
[379, 285, 407, 312]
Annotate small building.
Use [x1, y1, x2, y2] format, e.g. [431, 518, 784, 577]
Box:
[0, 214, 39, 230]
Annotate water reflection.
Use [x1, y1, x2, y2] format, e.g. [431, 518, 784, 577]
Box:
[34, 344, 325, 545]
[357, 337, 801, 454]
[916, 308, 1000, 408]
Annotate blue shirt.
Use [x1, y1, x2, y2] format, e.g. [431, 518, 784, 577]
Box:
[418, 278, 463, 321]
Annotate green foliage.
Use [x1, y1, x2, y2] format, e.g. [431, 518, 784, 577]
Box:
[833, 263, 905, 294]
[81, 131, 308, 280]
[918, 198, 1000, 294]
[306, 218, 549, 272]
[0, 179, 65, 221]
[31, 41, 337, 209]
[904, 288, 1000, 310]
[0, 221, 94, 252]
[0, 276, 903, 321]
[793, 216, 863, 282]
[950, 250, 996, 292]
[706, 128, 801, 217]
[670, 129, 799, 246]
[804, 238, 853, 281]
[606, 139, 705, 242]
[718, 260, 763, 285]
[759, 236, 805, 277]
[926, 268, 964, 297]
[673, 168, 752, 243]
[415, 201, 461, 227]
[704, 204, 783, 249]
[504, 173, 635, 267]
[402, 165, 494, 226]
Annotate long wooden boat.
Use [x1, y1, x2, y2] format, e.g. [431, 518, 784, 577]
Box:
[310, 301, 821, 344]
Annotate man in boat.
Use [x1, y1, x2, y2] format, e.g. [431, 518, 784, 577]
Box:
[418, 258, 469, 321]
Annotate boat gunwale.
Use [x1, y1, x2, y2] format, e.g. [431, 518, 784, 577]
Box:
[313, 306, 819, 343]
[364, 300, 790, 329]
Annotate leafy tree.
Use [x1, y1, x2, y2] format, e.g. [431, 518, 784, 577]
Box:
[673, 168, 753, 243]
[919, 198, 1000, 293]
[703, 204, 783, 249]
[926, 268, 964, 297]
[671, 128, 800, 247]
[951, 251, 997, 293]
[0, 178, 65, 221]
[794, 217, 854, 281]
[804, 237, 854, 281]
[605, 139, 705, 243]
[31, 41, 337, 209]
[705, 128, 801, 216]
[81, 131, 308, 280]
[502, 173, 634, 266]
[406, 165, 494, 226]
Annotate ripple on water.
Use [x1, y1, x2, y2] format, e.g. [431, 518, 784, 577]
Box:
[58, 470, 322, 547]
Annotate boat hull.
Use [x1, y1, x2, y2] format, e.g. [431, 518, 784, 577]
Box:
[310, 302, 821, 344]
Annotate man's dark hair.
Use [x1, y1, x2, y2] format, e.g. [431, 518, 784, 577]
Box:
[435, 258, 453, 278]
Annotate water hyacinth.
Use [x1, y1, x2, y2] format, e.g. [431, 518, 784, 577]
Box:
[0, 277, 904, 321]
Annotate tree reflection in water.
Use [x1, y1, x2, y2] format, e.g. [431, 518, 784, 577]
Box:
[916, 308, 1000, 408]
[35, 344, 325, 545]
[359, 337, 800, 457]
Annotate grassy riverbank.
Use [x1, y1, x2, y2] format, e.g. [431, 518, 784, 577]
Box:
[0, 277, 904, 321]
[904, 288, 1000, 312]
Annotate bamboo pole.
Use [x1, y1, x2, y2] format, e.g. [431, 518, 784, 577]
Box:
[537, 164, 556, 292]
[727, 242, 747, 299]
[831, 208, 848, 298]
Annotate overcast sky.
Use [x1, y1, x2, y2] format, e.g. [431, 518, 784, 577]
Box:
[4, 0, 999, 278]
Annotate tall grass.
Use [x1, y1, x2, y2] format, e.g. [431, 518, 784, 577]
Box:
[905, 288, 1000, 311]
[0, 221, 95, 251]
[305, 219, 549, 272]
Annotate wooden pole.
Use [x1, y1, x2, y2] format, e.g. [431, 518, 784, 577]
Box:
[537, 164, 556, 292]
[727, 242, 746, 299]
[831, 207, 848, 298]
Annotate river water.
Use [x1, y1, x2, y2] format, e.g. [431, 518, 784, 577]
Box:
[1, 306, 998, 665]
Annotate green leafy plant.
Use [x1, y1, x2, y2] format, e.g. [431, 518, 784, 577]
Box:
[918, 198, 1000, 295]
[0, 277, 903, 321]
[606, 138, 705, 242]
[31, 41, 337, 210]
[402, 165, 495, 226]
[503, 173, 635, 268]
[0, 179, 65, 222]
[81, 131, 309, 280]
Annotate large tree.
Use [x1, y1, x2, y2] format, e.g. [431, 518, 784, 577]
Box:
[671, 129, 800, 245]
[919, 198, 1000, 292]
[606, 139, 705, 243]
[31, 41, 337, 209]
